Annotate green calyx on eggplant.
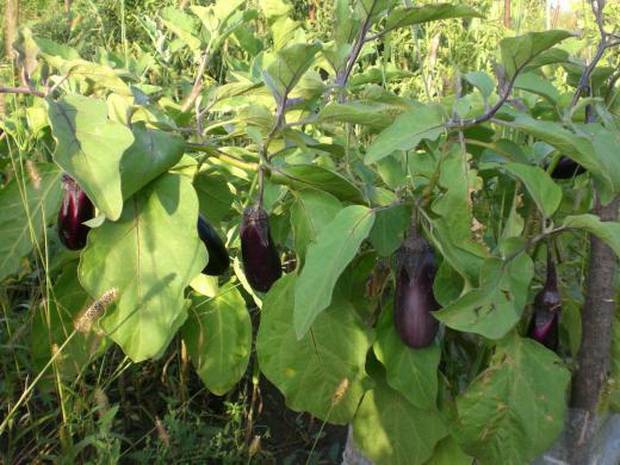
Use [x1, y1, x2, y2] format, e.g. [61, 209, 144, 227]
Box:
[527, 252, 561, 351]
[393, 231, 440, 349]
[197, 215, 230, 276]
[57, 174, 95, 250]
[240, 206, 282, 292]
[549, 156, 586, 179]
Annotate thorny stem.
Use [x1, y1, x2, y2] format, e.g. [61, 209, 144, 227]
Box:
[181, 46, 213, 113]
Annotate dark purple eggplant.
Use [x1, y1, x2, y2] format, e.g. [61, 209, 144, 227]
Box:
[550, 156, 586, 179]
[527, 253, 561, 351]
[197, 215, 230, 276]
[240, 206, 282, 292]
[57, 174, 95, 250]
[394, 234, 440, 349]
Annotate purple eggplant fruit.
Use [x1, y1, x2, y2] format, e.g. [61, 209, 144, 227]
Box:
[197, 215, 230, 276]
[57, 174, 95, 250]
[394, 234, 440, 349]
[550, 156, 586, 179]
[240, 206, 282, 292]
[527, 253, 561, 351]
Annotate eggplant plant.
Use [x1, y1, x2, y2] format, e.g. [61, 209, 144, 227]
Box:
[57, 174, 95, 250]
[239, 206, 282, 293]
[2, 1, 620, 464]
[393, 232, 440, 349]
[197, 215, 230, 276]
[527, 251, 561, 351]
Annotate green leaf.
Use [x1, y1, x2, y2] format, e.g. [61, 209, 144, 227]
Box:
[514, 72, 560, 104]
[193, 172, 234, 225]
[563, 214, 620, 258]
[270, 164, 365, 203]
[290, 190, 343, 260]
[463, 71, 495, 99]
[47, 95, 134, 221]
[31, 262, 107, 381]
[264, 42, 322, 102]
[430, 146, 487, 284]
[294, 206, 375, 339]
[0, 163, 62, 282]
[424, 436, 473, 465]
[385, 4, 482, 33]
[160, 7, 202, 52]
[374, 305, 441, 410]
[318, 101, 405, 130]
[257, 274, 372, 424]
[182, 285, 252, 395]
[500, 30, 573, 79]
[369, 204, 409, 256]
[353, 374, 447, 465]
[366, 104, 444, 164]
[79, 173, 207, 362]
[501, 163, 562, 217]
[454, 334, 570, 465]
[495, 113, 614, 197]
[434, 254, 534, 339]
[120, 124, 185, 201]
[610, 311, 620, 412]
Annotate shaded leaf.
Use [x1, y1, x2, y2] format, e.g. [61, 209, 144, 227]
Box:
[257, 274, 372, 424]
[79, 174, 206, 362]
[47, 95, 134, 221]
[182, 284, 251, 395]
[294, 206, 375, 338]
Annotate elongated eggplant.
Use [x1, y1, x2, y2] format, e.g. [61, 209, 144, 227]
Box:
[394, 234, 440, 348]
[550, 156, 586, 179]
[527, 253, 561, 350]
[240, 206, 282, 292]
[57, 174, 95, 250]
[197, 215, 230, 276]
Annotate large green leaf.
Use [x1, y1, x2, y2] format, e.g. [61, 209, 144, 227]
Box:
[318, 101, 405, 130]
[430, 146, 487, 284]
[513, 72, 560, 104]
[434, 254, 534, 339]
[294, 205, 375, 338]
[454, 334, 570, 465]
[120, 124, 185, 201]
[500, 30, 573, 79]
[193, 171, 234, 225]
[374, 305, 441, 410]
[495, 113, 614, 199]
[501, 163, 562, 218]
[79, 173, 207, 362]
[610, 310, 620, 412]
[31, 262, 107, 381]
[160, 7, 202, 52]
[366, 104, 444, 164]
[369, 204, 409, 257]
[257, 274, 372, 424]
[353, 374, 447, 465]
[264, 42, 322, 103]
[47, 95, 134, 221]
[182, 284, 251, 395]
[424, 437, 473, 465]
[385, 4, 482, 33]
[563, 214, 620, 257]
[0, 163, 62, 281]
[270, 164, 365, 203]
[290, 189, 343, 260]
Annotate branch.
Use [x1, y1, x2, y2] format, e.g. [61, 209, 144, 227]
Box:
[0, 86, 45, 98]
[570, 0, 620, 107]
[181, 47, 212, 113]
[335, 2, 378, 90]
[445, 67, 522, 129]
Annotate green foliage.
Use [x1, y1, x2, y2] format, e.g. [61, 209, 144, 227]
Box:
[3, 0, 620, 463]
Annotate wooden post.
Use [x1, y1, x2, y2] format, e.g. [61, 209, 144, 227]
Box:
[4, 0, 19, 60]
[504, 0, 511, 28]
